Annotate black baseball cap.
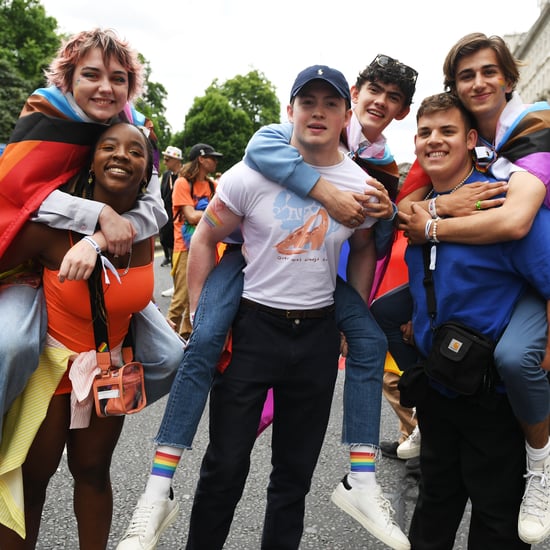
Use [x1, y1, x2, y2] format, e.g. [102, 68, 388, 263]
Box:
[290, 65, 351, 106]
[189, 143, 223, 161]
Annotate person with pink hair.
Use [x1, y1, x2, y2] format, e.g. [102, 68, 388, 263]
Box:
[0, 28, 182, 449]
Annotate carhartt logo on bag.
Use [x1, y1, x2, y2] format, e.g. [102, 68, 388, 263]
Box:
[448, 338, 464, 354]
[426, 321, 496, 396]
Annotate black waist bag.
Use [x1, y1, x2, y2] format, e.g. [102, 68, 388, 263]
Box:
[425, 321, 496, 396]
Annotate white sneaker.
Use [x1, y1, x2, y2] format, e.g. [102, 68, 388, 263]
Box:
[331, 476, 410, 550]
[116, 490, 179, 550]
[518, 455, 550, 544]
[397, 425, 421, 460]
[161, 287, 174, 297]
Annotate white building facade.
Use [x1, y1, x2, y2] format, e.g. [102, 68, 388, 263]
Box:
[506, 0, 550, 102]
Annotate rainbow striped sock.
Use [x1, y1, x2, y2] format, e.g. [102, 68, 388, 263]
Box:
[151, 449, 181, 478]
[144, 446, 183, 502]
[347, 445, 377, 489]
[350, 449, 376, 474]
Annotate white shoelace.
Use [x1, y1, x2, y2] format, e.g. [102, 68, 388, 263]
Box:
[522, 469, 550, 520]
[123, 503, 155, 537]
[409, 426, 421, 444]
[373, 489, 399, 527]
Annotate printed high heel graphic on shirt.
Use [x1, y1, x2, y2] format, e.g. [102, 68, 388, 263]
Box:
[275, 209, 328, 255]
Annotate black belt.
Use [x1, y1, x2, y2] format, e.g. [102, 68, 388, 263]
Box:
[224, 243, 242, 252]
[240, 297, 335, 319]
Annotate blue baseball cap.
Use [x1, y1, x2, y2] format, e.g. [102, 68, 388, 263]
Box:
[290, 65, 351, 106]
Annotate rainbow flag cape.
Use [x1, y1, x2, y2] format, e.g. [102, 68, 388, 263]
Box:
[341, 130, 400, 201]
[498, 102, 550, 192]
[0, 87, 157, 258]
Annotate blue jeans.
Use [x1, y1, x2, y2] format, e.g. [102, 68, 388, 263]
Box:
[335, 276, 387, 446]
[370, 284, 418, 371]
[131, 302, 185, 406]
[155, 252, 386, 449]
[494, 288, 550, 425]
[155, 247, 246, 448]
[0, 285, 47, 439]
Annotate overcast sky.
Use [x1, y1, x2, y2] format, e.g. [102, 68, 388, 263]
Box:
[40, 0, 542, 163]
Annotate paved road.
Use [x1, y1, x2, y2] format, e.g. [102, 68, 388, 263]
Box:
[35, 250, 550, 549]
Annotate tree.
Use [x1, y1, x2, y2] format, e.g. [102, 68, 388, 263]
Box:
[213, 69, 280, 133]
[178, 91, 253, 172]
[134, 56, 171, 149]
[0, 58, 31, 141]
[176, 70, 281, 171]
[0, 0, 60, 89]
[0, 0, 60, 140]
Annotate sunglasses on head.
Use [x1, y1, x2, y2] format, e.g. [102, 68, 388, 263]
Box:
[370, 54, 418, 83]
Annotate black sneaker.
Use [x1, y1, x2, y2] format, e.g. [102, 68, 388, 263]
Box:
[379, 440, 401, 460]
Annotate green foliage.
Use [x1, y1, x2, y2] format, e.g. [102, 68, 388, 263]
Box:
[210, 69, 281, 133]
[135, 55, 171, 147]
[0, 0, 60, 89]
[180, 92, 253, 171]
[179, 70, 281, 171]
[0, 0, 60, 138]
[0, 58, 31, 141]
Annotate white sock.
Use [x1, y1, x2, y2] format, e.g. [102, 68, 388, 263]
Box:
[143, 445, 184, 503]
[347, 444, 377, 490]
[526, 439, 550, 469]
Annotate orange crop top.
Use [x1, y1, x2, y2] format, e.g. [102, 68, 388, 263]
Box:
[43, 261, 154, 353]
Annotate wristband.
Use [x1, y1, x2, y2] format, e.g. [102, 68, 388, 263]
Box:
[82, 236, 102, 254]
[430, 219, 440, 244]
[428, 197, 438, 219]
[424, 219, 433, 241]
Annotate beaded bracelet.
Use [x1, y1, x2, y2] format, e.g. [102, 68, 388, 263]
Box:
[82, 236, 102, 254]
[428, 197, 438, 219]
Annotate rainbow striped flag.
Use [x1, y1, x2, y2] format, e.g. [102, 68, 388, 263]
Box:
[0, 93, 105, 257]
[0, 87, 158, 258]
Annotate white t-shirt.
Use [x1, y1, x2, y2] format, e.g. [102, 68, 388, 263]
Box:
[218, 155, 376, 310]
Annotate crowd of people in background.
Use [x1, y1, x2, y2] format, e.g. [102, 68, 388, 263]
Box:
[0, 23, 549, 550]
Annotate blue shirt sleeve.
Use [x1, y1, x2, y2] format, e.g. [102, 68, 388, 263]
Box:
[243, 122, 321, 198]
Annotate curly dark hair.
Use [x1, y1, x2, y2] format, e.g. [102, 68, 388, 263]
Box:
[356, 55, 418, 106]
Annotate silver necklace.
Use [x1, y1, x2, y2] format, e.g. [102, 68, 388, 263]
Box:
[425, 165, 474, 199]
